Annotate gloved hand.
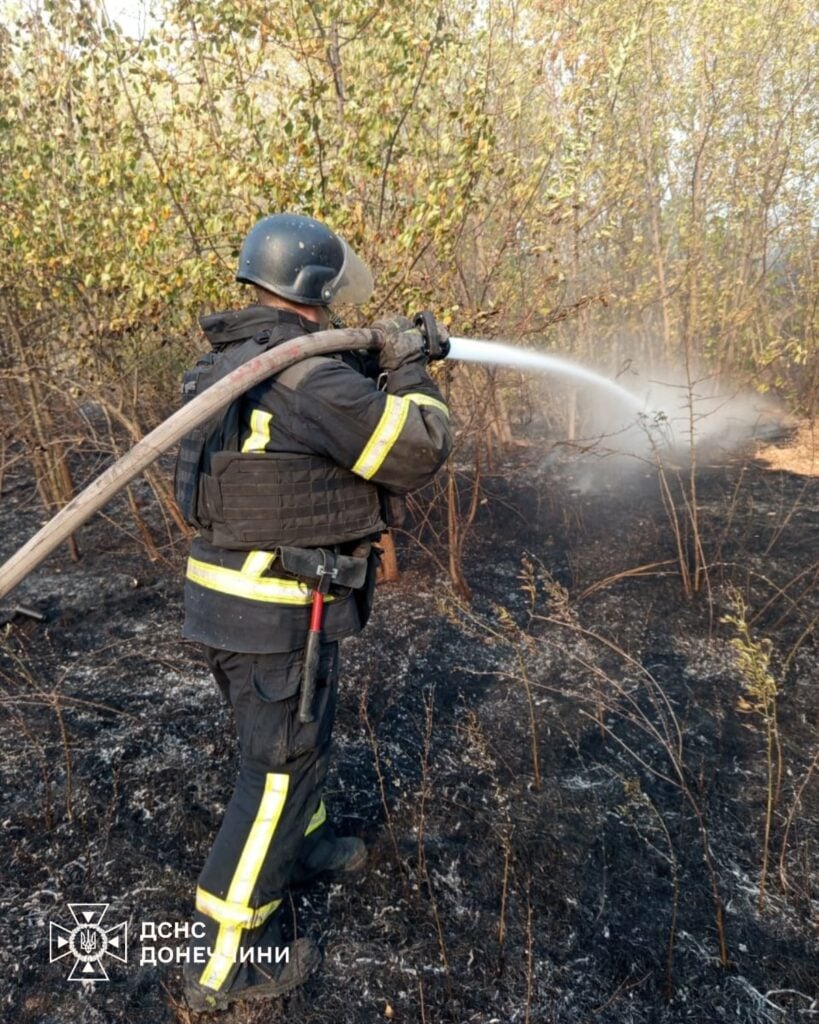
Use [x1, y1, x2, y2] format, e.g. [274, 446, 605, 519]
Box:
[373, 315, 427, 372]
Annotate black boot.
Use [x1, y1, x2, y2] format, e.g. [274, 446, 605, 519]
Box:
[183, 936, 320, 1013]
[292, 835, 367, 885]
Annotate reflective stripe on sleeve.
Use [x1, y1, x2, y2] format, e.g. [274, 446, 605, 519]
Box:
[404, 392, 450, 417]
[199, 773, 289, 991]
[351, 395, 410, 480]
[186, 556, 333, 606]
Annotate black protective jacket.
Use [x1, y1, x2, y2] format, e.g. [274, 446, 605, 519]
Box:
[182, 305, 451, 653]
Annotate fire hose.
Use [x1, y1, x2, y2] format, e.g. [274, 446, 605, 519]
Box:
[0, 316, 450, 603]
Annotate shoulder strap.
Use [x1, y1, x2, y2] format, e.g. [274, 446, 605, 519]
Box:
[276, 355, 336, 391]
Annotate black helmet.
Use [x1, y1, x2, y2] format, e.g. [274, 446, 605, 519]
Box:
[236, 213, 373, 306]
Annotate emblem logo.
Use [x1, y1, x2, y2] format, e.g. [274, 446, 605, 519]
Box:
[49, 903, 128, 981]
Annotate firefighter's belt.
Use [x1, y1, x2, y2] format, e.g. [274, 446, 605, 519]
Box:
[275, 546, 369, 593]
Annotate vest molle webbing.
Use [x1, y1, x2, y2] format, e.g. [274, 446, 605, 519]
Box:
[198, 452, 385, 549]
[174, 323, 385, 548]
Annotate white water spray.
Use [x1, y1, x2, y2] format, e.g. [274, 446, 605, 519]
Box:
[446, 337, 786, 478]
[447, 337, 643, 411]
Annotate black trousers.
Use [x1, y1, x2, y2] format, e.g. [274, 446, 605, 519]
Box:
[186, 641, 339, 995]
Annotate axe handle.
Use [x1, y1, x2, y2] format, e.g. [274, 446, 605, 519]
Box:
[298, 593, 325, 724]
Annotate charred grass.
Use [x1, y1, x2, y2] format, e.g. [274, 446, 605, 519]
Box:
[0, 436, 817, 1024]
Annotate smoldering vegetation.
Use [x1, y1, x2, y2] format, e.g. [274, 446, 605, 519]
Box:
[0, 419, 816, 1024]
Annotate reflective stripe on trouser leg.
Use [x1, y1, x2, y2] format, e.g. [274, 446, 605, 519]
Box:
[191, 643, 340, 993]
[304, 800, 327, 837]
[198, 773, 289, 991]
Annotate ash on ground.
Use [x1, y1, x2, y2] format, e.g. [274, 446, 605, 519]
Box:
[0, 434, 816, 1024]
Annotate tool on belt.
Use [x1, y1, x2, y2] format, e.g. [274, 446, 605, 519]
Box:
[298, 551, 334, 724]
[273, 546, 370, 723]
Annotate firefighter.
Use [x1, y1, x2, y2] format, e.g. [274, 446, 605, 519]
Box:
[177, 213, 452, 1011]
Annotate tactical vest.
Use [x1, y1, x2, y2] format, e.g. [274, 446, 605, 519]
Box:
[174, 330, 386, 550]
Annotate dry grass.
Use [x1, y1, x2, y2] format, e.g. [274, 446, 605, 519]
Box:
[755, 421, 817, 476]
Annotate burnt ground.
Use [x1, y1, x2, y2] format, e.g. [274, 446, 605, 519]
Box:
[0, 432, 816, 1024]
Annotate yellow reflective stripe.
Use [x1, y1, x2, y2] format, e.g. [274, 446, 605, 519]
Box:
[304, 800, 326, 837]
[241, 550, 275, 576]
[242, 409, 273, 453]
[405, 392, 450, 417]
[199, 773, 289, 991]
[230, 773, 289, 903]
[351, 395, 410, 480]
[195, 887, 280, 929]
[186, 556, 333, 606]
[199, 923, 241, 989]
